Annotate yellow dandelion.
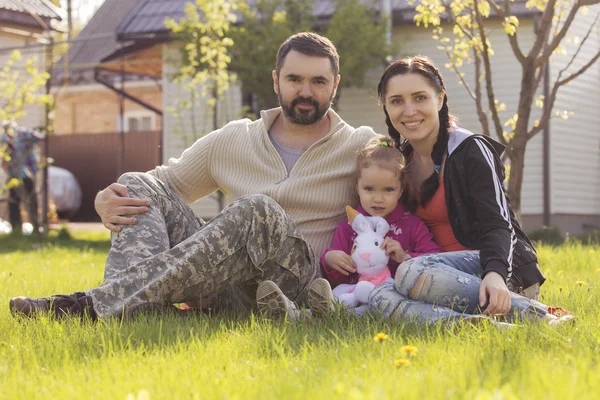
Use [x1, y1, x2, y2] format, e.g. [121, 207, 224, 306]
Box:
[596, 268, 600, 273]
[400, 345, 419, 356]
[557, 270, 564, 275]
[576, 281, 586, 286]
[394, 358, 411, 367]
[589, 249, 596, 254]
[26, 265, 32, 269]
[374, 333, 389, 343]
[478, 335, 487, 340]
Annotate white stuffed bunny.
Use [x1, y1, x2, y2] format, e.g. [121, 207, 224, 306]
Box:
[332, 206, 394, 315]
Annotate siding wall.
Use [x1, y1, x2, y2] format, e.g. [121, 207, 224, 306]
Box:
[548, 4, 600, 216]
[162, 43, 243, 219]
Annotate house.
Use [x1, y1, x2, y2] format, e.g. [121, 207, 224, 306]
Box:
[53, 0, 600, 235]
[0, 0, 61, 223]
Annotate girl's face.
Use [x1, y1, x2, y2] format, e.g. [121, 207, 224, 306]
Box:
[356, 164, 402, 218]
[384, 73, 444, 145]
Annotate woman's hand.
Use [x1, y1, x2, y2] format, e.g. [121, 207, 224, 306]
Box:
[381, 237, 410, 263]
[324, 250, 356, 276]
[479, 272, 511, 315]
[94, 183, 150, 232]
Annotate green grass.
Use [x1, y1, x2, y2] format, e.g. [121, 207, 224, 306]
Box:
[1, 231, 599, 399]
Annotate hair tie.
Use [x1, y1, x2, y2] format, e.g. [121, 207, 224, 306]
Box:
[433, 165, 441, 174]
[380, 141, 389, 147]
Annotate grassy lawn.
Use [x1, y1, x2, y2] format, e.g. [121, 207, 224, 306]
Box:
[0, 231, 599, 399]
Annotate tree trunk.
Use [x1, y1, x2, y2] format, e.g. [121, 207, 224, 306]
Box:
[506, 145, 526, 223]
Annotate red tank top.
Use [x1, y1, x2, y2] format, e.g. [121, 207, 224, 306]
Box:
[416, 179, 469, 252]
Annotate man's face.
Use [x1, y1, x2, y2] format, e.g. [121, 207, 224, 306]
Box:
[273, 50, 340, 125]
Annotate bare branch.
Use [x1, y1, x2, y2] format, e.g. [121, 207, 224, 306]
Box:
[529, 0, 557, 62]
[580, 0, 600, 6]
[492, 0, 526, 63]
[537, 1, 582, 68]
[561, 12, 599, 74]
[474, 0, 504, 139]
[473, 48, 494, 138]
[527, 48, 600, 139]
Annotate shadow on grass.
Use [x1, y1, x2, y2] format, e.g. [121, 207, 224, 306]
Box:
[0, 229, 111, 254]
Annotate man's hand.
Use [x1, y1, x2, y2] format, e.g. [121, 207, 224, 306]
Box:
[479, 271, 511, 315]
[324, 250, 356, 276]
[95, 183, 150, 232]
[381, 237, 410, 263]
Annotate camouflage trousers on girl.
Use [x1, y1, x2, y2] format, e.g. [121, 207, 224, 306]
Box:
[86, 172, 318, 319]
[367, 251, 547, 326]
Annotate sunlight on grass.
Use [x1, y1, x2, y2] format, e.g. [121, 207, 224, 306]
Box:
[0, 232, 598, 399]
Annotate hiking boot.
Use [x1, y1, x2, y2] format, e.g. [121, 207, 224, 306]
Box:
[256, 280, 298, 320]
[9, 292, 97, 320]
[307, 278, 334, 316]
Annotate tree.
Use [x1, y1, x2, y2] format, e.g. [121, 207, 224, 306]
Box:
[229, 0, 316, 114]
[0, 50, 51, 197]
[411, 0, 600, 219]
[165, 0, 238, 210]
[325, 0, 394, 105]
[229, 0, 393, 114]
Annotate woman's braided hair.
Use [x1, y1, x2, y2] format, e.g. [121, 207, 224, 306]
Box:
[377, 56, 452, 212]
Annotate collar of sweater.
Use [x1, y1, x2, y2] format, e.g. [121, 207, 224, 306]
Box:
[260, 107, 348, 141]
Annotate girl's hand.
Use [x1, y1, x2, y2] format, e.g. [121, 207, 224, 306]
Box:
[324, 250, 356, 276]
[381, 237, 410, 263]
[479, 272, 511, 315]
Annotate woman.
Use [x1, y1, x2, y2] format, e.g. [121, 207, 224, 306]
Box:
[366, 55, 570, 325]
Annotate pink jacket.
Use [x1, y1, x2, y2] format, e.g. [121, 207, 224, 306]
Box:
[321, 202, 442, 288]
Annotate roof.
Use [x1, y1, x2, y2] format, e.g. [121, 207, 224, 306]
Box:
[51, 0, 141, 85]
[0, 0, 60, 19]
[115, 0, 539, 41]
[55, 0, 540, 86]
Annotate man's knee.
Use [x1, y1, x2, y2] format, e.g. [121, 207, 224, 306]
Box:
[237, 194, 285, 218]
[117, 171, 153, 186]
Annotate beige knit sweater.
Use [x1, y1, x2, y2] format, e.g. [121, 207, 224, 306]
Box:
[150, 107, 377, 258]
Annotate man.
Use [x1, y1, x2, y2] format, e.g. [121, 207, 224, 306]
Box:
[1, 121, 43, 235]
[9, 32, 377, 320]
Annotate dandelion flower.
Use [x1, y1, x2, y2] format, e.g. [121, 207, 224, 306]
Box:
[400, 345, 419, 356]
[589, 249, 596, 254]
[576, 281, 586, 286]
[374, 333, 389, 343]
[596, 268, 600, 273]
[557, 270, 564, 275]
[394, 359, 411, 367]
[478, 335, 487, 340]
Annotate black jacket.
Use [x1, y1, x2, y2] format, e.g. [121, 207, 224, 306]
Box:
[443, 128, 546, 289]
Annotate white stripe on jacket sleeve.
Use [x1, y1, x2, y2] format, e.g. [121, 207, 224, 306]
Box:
[474, 139, 515, 280]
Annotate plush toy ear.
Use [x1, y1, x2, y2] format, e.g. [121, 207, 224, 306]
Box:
[346, 205, 360, 224]
[350, 213, 371, 235]
[367, 216, 390, 237]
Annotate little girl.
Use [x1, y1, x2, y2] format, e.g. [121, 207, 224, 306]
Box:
[320, 135, 441, 290]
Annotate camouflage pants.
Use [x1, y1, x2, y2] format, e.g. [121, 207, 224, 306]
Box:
[367, 251, 547, 326]
[86, 172, 318, 319]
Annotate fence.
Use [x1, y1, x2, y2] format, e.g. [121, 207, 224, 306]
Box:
[48, 130, 162, 221]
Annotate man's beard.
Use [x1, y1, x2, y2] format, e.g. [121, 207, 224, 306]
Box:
[278, 88, 333, 125]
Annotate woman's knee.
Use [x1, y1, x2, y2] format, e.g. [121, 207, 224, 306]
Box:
[394, 256, 434, 300]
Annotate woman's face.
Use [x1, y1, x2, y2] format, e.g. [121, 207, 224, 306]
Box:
[384, 73, 444, 145]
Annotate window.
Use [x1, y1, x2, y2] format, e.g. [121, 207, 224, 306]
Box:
[117, 111, 156, 132]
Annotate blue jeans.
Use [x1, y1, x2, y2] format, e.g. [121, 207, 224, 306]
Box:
[367, 251, 548, 325]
